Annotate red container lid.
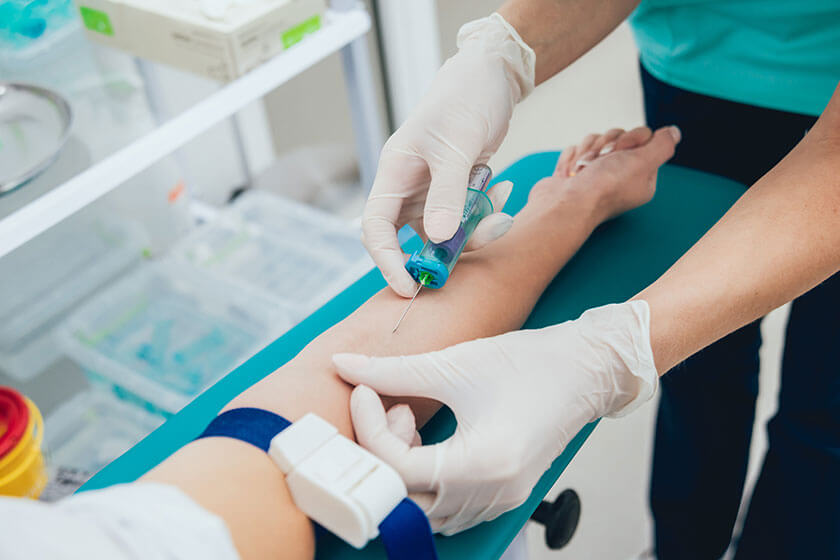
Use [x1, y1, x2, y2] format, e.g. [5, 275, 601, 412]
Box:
[0, 387, 30, 459]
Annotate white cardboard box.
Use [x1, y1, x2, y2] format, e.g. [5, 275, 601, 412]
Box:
[77, 0, 326, 81]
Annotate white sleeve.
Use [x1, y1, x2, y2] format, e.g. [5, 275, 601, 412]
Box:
[0, 482, 241, 560]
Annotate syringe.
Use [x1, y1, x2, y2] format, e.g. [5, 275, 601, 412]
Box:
[392, 164, 494, 332]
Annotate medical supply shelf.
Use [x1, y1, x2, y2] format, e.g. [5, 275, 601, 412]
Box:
[58, 260, 295, 415]
[230, 190, 369, 261]
[83, 156, 747, 559]
[172, 190, 372, 320]
[55, 190, 367, 417]
[0, 3, 378, 260]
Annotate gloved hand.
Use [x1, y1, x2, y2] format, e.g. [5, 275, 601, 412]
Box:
[363, 13, 536, 297]
[333, 301, 659, 535]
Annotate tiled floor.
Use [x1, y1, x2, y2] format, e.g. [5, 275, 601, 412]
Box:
[488, 24, 788, 560]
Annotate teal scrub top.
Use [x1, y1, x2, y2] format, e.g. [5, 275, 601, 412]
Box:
[630, 0, 840, 117]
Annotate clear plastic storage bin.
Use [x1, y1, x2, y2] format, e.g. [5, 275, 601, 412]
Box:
[0, 214, 147, 380]
[231, 191, 369, 262]
[58, 260, 293, 414]
[0, 0, 80, 72]
[173, 191, 372, 319]
[42, 388, 164, 498]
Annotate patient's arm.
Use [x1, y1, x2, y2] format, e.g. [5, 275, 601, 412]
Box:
[143, 126, 678, 560]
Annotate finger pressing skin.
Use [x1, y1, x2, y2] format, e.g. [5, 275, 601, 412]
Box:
[333, 353, 449, 402]
[629, 125, 681, 167]
[349, 385, 444, 491]
[385, 404, 420, 446]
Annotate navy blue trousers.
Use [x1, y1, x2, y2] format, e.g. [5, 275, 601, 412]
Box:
[641, 64, 840, 559]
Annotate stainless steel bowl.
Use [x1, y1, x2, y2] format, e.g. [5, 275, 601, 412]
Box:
[0, 82, 73, 195]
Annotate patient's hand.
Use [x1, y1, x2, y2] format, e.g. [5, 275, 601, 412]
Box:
[530, 125, 682, 223]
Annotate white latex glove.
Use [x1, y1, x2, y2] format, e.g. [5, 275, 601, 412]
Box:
[363, 13, 536, 297]
[333, 301, 659, 535]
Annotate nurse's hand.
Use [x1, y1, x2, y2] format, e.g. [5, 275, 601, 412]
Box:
[333, 301, 659, 535]
[363, 13, 536, 297]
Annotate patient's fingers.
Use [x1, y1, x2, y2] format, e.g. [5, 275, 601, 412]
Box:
[567, 133, 600, 175]
[627, 126, 681, 167]
[613, 126, 654, 151]
[586, 128, 624, 160]
[572, 128, 626, 175]
[349, 386, 444, 491]
[554, 145, 577, 177]
[574, 133, 600, 160]
[556, 126, 653, 178]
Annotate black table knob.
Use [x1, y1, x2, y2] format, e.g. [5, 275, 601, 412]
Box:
[530, 489, 581, 550]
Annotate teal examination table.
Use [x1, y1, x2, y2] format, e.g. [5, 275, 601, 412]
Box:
[82, 152, 745, 559]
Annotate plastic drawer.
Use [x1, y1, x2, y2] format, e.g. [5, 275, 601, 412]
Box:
[58, 260, 293, 414]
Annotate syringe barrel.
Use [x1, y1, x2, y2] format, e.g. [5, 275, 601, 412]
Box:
[405, 165, 494, 289]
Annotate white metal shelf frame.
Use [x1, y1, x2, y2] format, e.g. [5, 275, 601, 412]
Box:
[0, 6, 380, 259]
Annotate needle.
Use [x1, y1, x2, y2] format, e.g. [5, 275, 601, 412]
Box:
[392, 282, 423, 333]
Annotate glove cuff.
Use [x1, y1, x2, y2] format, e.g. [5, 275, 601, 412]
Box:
[604, 300, 659, 418]
[456, 13, 537, 102]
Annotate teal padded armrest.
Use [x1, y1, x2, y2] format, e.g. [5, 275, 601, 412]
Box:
[82, 152, 744, 559]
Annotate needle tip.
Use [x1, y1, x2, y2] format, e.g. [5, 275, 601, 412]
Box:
[391, 283, 422, 333]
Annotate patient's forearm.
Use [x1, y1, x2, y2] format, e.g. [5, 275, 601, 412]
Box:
[234, 191, 600, 431]
[143, 185, 601, 560]
[226, 178, 604, 430]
